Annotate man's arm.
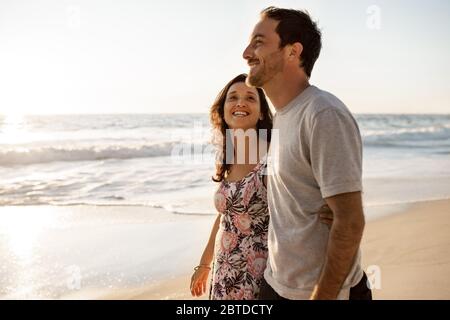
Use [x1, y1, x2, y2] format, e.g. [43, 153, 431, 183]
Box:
[310, 191, 365, 300]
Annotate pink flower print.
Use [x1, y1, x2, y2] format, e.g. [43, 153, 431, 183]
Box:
[243, 288, 255, 300]
[242, 180, 255, 207]
[214, 188, 227, 213]
[229, 289, 244, 300]
[247, 252, 268, 278]
[220, 231, 238, 253]
[261, 232, 268, 244]
[260, 185, 267, 203]
[233, 213, 252, 235]
[217, 260, 232, 279]
[252, 169, 262, 190]
[239, 236, 253, 256]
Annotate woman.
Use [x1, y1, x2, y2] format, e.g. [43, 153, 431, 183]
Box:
[190, 74, 332, 300]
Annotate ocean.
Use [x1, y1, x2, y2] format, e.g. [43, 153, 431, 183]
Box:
[1, 113, 449, 214]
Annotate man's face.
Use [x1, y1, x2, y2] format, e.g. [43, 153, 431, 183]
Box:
[243, 17, 286, 88]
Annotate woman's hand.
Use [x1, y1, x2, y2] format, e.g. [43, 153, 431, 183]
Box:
[190, 266, 211, 297]
[318, 204, 334, 228]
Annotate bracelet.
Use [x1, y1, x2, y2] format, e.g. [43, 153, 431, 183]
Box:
[194, 265, 211, 271]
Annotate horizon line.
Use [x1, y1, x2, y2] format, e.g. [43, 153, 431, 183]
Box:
[1, 112, 450, 117]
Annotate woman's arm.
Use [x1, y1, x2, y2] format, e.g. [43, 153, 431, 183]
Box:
[198, 214, 221, 266]
[190, 214, 221, 297]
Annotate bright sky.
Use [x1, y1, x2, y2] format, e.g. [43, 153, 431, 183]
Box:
[0, 0, 449, 115]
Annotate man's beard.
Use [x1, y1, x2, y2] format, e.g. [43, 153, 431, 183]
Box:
[246, 68, 265, 87]
[246, 50, 284, 88]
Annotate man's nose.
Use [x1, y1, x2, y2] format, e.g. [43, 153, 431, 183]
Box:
[243, 44, 253, 61]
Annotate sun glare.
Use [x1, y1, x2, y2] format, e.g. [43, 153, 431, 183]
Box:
[0, 206, 58, 261]
[0, 113, 31, 145]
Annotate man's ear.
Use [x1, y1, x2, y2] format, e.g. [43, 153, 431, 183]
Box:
[289, 42, 303, 61]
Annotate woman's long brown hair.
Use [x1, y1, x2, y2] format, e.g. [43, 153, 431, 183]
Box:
[210, 74, 273, 182]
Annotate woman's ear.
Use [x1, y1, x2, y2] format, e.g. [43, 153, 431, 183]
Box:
[259, 114, 264, 121]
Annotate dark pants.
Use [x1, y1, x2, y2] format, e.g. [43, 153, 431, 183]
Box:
[259, 272, 372, 300]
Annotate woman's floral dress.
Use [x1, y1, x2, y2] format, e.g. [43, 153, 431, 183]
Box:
[210, 158, 269, 300]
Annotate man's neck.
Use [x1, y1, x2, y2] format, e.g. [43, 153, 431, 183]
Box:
[263, 72, 310, 111]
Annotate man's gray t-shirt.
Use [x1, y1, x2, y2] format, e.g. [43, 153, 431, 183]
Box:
[264, 85, 364, 300]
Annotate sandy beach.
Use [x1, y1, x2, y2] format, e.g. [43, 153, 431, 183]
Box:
[45, 200, 450, 300]
[1, 173, 449, 301]
[361, 199, 450, 299]
[1, 198, 449, 300]
[95, 199, 450, 300]
[0, 204, 215, 299]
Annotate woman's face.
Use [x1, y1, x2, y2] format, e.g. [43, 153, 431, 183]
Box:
[223, 82, 262, 130]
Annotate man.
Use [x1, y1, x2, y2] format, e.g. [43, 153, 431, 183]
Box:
[243, 7, 372, 300]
